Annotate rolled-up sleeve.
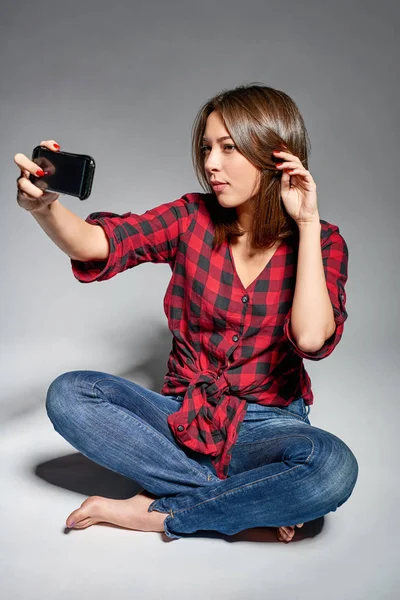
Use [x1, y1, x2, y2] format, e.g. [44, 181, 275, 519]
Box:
[70, 194, 195, 283]
[283, 226, 349, 361]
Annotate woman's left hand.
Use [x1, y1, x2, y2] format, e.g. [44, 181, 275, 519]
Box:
[273, 149, 319, 224]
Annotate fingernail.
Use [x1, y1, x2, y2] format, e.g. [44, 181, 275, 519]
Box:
[69, 521, 75, 527]
[36, 169, 45, 176]
[53, 143, 60, 149]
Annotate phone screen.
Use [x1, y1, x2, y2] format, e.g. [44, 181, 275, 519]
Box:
[30, 147, 95, 199]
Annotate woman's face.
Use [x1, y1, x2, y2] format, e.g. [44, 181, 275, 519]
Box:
[202, 110, 260, 210]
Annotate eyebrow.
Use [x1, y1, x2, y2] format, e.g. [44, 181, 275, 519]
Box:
[202, 135, 233, 142]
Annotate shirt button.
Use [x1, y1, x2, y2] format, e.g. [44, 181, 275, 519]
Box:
[177, 425, 185, 432]
[242, 295, 249, 303]
[232, 334, 239, 342]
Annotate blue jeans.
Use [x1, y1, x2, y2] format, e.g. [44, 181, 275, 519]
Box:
[46, 370, 359, 540]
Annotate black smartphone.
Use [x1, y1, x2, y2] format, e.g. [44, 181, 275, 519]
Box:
[29, 146, 96, 200]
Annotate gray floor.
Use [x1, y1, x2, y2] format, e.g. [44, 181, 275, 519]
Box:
[1, 380, 397, 600]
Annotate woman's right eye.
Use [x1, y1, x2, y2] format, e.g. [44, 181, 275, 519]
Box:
[200, 145, 236, 154]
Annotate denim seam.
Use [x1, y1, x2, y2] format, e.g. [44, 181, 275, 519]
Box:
[266, 407, 307, 421]
[89, 377, 212, 483]
[168, 434, 315, 517]
[235, 432, 306, 448]
[75, 374, 99, 399]
[91, 378, 173, 416]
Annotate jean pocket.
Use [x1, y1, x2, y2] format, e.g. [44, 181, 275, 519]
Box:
[270, 397, 308, 420]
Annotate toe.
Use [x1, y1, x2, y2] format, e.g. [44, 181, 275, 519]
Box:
[282, 526, 295, 534]
[66, 506, 87, 528]
[71, 517, 93, 529]
[66, 512, 80, 528]
[66, 496, 101, 528]
[277, 526, 295, 542]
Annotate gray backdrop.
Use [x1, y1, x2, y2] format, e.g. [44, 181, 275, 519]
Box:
[1, 0, 398, 599]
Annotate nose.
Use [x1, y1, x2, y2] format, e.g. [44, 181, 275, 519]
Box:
[204, 149, 222, 174]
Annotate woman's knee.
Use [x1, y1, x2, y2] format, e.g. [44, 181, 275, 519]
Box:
[335, 437, 359, 505]
[45, 370, 93, 424]
[318, 430, 359, 507]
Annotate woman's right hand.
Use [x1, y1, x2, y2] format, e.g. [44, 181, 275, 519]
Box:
[14, 140, 61, 213]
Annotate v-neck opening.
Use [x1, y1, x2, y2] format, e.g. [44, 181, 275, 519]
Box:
[228, 240, 284, 292]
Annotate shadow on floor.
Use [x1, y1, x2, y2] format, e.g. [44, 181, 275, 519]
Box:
[176, 517, 325, 543]
[35, 452, 143, 499]
[35, 451, 325, 543]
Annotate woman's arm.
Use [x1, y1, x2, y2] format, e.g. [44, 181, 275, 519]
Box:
[31, 199, 109, 261]
[290, 220, 336, 353]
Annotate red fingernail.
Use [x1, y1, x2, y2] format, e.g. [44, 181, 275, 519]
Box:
[36, 169, 45, 176]
[53, 143, 60, 149]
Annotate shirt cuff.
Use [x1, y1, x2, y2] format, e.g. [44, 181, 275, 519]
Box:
[283, 305, 346, 361]
[70, 214, 122, 283]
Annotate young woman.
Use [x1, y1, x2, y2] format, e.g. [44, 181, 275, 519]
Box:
[15, 83, 358, 543]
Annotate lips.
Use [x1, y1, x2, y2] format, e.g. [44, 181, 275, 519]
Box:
[211, 180, 228, 187]
[211, 182, 228, 192]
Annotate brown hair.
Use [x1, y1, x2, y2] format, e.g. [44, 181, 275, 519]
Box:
[191, 83, 311, 250]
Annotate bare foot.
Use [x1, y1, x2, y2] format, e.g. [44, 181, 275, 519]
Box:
[277, 523, 304, 543]
[65, 490, 168, 533]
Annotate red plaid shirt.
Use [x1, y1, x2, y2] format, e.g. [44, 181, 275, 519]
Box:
[71, 192, 348, 479]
